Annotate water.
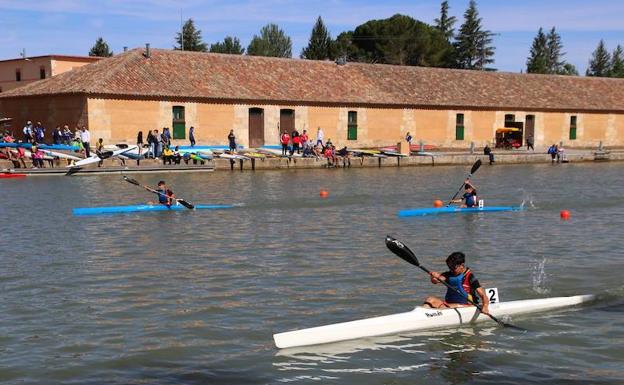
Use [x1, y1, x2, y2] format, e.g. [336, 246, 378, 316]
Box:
[1, 163, 623, 384]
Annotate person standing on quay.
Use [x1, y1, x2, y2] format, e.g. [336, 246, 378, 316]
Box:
[189, 126, 196, 147]
[280, 131, 290, 156]
[23, 121, 33, 143]
[80, 126, 91, 157]
[136, 131, 143, 165]
[291, 128, 300, 154]
[228, 130, 237, 152]
[316, 127, 324, 147]
[526, 135, 534, 151]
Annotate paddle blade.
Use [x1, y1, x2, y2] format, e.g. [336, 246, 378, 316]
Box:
[123, 176, 141, 186]
[177, 199, 195, 210]
[385, 236, 420, 267]
[65, 167, 82, 176]
[470, 159, 482, 175]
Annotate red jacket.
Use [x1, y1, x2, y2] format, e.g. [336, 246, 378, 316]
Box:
[281, 133, 290, 145]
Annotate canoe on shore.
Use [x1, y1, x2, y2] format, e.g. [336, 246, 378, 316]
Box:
[73, 203, 234, 215]
[398, 206, 524, 217]
[0, 173, 27, 178]
[273, 295, 594, 349]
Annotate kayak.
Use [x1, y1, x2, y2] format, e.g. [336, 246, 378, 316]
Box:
[73, 203, 234, 216]
[0, 173, 26, 178]
[69, 145, 138, 167]
[273, 295, 594, 349]
[0, 143, 80, 151]
[398, 206, 523, 217]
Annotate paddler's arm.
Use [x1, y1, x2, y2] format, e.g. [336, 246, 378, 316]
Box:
[476, 287, 489, 314]
[430, 271, 446, 284]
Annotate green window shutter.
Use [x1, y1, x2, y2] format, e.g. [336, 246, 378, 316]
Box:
[455, 113, 464, 140]
[347, 111, 357, 140]
[172, 106, 186, 139]
[569, 116, 577, 140]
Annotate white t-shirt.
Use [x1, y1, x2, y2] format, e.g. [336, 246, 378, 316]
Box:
[317, 129, 324, 141]
[80, 129, 91, 143]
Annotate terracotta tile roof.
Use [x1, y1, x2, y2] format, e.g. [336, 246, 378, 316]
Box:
[2, 48, 624, 112]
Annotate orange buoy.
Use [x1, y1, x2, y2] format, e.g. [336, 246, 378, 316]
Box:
[560, 210, 570, 220]
[320, 190, 329, 198]
[433, 199, 443, 208]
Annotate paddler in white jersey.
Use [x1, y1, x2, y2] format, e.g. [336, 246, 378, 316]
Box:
[423, 252, 490, 314]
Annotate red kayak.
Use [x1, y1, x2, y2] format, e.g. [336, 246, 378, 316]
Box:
[0, 173, 26, 178]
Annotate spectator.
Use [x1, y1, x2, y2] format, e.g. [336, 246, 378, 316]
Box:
[31, 142, 45, 168]
[405, 132, 413, 145]
[302, 139, 314, 157]
[337, 146, 351, 167]
[173, 146, 182, 164]
[547, 144, 557, 164]
[34, 122, 45, 143]
[526, 135, 534, 151]
[62, 125, 72, 144]
[280, 131, 290, 156]
[300, 130, 309, 148]
[557, 144, 565, 163]
[484, 144, 494, 165]
[228, 130, 237, 152]
[154, 130, 162, 158]
[23, 121, 33, 143]
[53, 126, 62, 144]
[189, 126, 196, 147]
[162, 146, 174, 165]
[161, 128, 170, 149]
[12, 143, 27, 168]
[316, 127, 324, 146]
[96, 138, 105, 167]
[312, 143, 322, 159]
[147, 130, 156, 158]
[291, 128, 300, 154]
[136, 131, 143, 165]
[80, 126, 91, 157]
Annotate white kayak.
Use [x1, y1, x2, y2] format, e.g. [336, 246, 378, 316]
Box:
[69, 145, 137, 167]
[273, 295, 594, 349]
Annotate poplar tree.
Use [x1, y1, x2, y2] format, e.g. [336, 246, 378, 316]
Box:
[301, 16, 334, 60]
[89, 37, 113, 57]
[610, 45, 624, 77]
[247, 23, 292, 58]
[175, 19, 208, 52]
[586, 40, 611, 77]
[434, 1, 456, 41]
[453, 0, 495, 70]
[210, 37, 244, 54]
[526, 28, 549, 73]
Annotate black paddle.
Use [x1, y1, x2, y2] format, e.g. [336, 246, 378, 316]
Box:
[447, 159, 482, 206]
[384, 235, 526, 331]
[123, 176, 194, 209]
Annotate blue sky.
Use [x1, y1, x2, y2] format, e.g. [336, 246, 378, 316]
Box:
[0, 0, 622, 74]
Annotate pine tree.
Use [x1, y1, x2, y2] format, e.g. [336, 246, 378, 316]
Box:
[434, 1, 456, 41]
[610, 45, 624, 77]
[453, 0, 495, 70]
[586, 40, 611, 77]
[89, 37, 113, 57]
[545, 27, 564, 74]
[559, 63, 579, 76]
[175, 19, 207, 52]
[301, 16, 334, 60]
[526, 28, 549, 73]
[247, 24, 292, 58]
[210, 37, 244, 54]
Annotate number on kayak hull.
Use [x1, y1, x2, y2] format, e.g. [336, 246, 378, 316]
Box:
[486, 287, 500, 304]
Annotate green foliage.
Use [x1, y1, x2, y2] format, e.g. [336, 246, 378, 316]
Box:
[526, 28, 549, 73]
[526, 27, 576, 76]
[210, 36, 244, 54]
[610, 45, 624, 77]
[586, 40, 611, 77]
[301, 16, 334, 60]
[559, 63, 579, 76]
[453, 0, 495, 70]
[434, 1, 456, 41]
[247, 23, 292, 58]
[89, 37, 113, 57]
[336, 14, 453, 67]
[545, 27, 565, 74]
[175, 19, 207, 52]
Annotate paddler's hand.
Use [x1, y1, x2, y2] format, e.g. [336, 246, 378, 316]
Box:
[430, 271, 442, 284]
[481, 304, 490, 315]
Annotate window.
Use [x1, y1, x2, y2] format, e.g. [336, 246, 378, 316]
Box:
[15, 69, 21, 82]
[569, 116, 577, 140]
[40, 67, 46, 79]
[504, 114, 515, 126]
[455, 113, 464, 140]
[172, 106, 186, 139]
[347, 111, 357, 140]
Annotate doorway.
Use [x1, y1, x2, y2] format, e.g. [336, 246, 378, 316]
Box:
[279, 109, 295, 135]
[249, 108, 264, 148]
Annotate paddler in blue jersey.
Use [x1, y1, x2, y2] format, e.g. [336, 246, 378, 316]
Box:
[423, 252, 490, 314]
[144, 180, 176, 207]
[451, 179, 478, 208]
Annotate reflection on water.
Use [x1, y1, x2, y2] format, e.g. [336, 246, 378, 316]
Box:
[1, 164, 624, 384]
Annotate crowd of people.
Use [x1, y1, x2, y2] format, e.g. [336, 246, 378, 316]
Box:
[278, 127, 351, 167]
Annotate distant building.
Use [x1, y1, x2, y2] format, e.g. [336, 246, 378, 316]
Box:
[0, 54, 101, 93]
[0, 47, 622, 149]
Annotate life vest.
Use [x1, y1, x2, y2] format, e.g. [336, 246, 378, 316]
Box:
[444, 269, 477, 304]
[157, 188, 173, 204]
[281, 134, 290, 145]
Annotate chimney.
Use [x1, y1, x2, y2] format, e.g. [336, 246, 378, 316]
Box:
[123, 46, 128, 52]
[144, 43, 151, 58]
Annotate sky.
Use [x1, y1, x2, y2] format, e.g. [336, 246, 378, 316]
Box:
[0, 0, 623, 74]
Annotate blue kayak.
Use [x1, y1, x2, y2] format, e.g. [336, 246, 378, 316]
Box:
[73, 204, 234, 216]
[398, 206, 524, 217]
[0, 143, 79, 151]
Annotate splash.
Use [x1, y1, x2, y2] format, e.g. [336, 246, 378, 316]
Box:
[519, 190, 536, 208]
[532, 257, 550, 294]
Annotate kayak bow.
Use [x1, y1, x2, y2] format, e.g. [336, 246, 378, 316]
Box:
[398, 206, 524, 217]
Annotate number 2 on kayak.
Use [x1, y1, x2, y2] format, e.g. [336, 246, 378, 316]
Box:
[486, 288, 500, 304]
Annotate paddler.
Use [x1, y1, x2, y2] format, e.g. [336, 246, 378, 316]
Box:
[451, 179, 478, 208]
[423, 252, 489, 314]
[144, 180, 176, 207]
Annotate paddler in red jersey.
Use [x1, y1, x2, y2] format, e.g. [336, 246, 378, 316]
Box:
[144, 180, 176, 207]
[423, 252, 490, 314]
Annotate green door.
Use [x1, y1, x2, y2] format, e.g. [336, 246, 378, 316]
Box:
[172, 106, 185, 139]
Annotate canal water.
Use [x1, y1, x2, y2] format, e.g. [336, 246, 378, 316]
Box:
[1, 163, 623, 384]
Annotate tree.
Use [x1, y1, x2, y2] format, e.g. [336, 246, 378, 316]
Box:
[545, 27, 565, 74]
[175, 18, 207, 52]
[301, 16, 334, 60]
[453, 0, 495, 70]
[610, 45, 624, 77]
[89, 37, 113, 57]
[247, 23, 292, 58]
[210, 36, 244, 54]
[586, 40, 611, 77]
[434, 1, 456, 41]
[559, 63, 579, 76]
[526, 28, 549, 73]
